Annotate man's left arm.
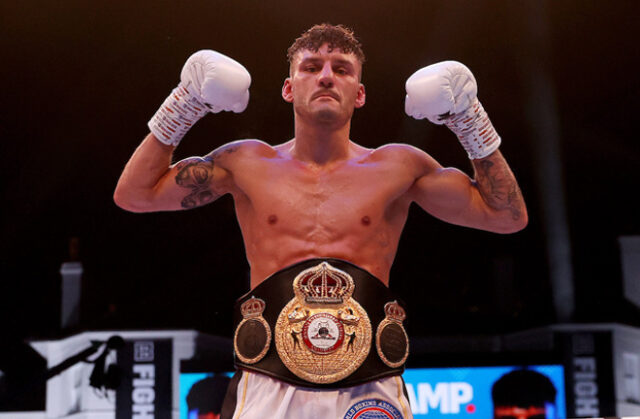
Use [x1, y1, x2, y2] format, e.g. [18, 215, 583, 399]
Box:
[471, 150, 527, 228]
[405, 61, 527, 233]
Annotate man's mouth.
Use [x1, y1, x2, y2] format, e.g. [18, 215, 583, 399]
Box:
[312, 91, 339, 101]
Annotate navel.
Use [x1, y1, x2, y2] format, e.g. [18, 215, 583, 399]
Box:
[268, 214, 278, 225]
[361, 215, 371, 226]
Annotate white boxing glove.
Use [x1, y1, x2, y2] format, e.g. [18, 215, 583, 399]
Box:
[149, 50, 251, 147]
[405, 61, 501, 160]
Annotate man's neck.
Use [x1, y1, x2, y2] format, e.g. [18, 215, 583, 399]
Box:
[290, 118, 353, 165]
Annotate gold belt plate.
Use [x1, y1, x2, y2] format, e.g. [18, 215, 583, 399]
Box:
[274, 262, 372, 384]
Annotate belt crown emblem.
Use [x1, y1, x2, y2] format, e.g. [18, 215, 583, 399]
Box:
[295, 262, 355, 304]
[384, 301, 406, 322]
[240, 296, 266, 318]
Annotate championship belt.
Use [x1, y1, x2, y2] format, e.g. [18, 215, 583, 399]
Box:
[274, 262, 372, 384]
[232, 258, 409, 388]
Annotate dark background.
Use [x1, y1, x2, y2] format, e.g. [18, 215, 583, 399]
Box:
[1, 0, 638, 343]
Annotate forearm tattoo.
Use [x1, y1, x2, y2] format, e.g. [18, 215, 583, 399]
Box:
[174, 156, 219, 209]
[473, 155, 525, 221]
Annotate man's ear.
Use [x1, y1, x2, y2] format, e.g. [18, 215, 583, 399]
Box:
[282, 78, 294, 103]
[355, 83, 366, 108]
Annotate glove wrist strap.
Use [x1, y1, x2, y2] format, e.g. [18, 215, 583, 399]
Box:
[445, 99, 501, 160]
[148, 84, 208, 147]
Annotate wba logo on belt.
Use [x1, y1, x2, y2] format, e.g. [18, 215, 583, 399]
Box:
[274, 262, 372, 384]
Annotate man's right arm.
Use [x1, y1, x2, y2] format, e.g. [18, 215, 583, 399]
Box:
[113, 49, 251, 213]
[113, 134, 232, 212]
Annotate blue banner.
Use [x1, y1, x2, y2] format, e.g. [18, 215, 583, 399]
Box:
[402, 365, 566, 418]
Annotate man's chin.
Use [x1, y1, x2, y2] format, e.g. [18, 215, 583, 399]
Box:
[296, 104, 351, 125]
[314, 102, 355, 122]
[314, 108, 341, 122]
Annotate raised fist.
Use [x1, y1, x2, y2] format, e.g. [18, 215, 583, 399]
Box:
[405, 61, 477, 124]
[180, 50, 251, 113]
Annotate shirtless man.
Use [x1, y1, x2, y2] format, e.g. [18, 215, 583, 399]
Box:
[114, 24, 526, 419]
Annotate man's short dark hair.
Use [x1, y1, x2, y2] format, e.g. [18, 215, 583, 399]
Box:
[287, 23, 365, 65]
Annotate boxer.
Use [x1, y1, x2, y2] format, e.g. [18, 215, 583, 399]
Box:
[115, 24, 527, 419]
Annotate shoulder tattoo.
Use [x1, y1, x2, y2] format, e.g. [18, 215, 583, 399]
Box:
[174, 156, 219, 209]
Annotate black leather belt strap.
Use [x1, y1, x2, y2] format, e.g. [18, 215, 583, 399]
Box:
[232, 258, 408, 388]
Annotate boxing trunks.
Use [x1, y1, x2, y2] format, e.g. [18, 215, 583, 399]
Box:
[232, 258, 410, 388]
[221, 369, 413, 419]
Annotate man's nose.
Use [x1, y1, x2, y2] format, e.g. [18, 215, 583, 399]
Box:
[318, 63, 334, 87]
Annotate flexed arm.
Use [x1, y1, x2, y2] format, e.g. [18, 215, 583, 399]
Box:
[405, 61, 527, 233]
[114, 50, 251, 212]
[471, 150, 526, 225]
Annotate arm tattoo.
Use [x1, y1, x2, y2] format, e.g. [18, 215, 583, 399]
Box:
[174, 156, 219, 209]
[473, 154, 525, 221]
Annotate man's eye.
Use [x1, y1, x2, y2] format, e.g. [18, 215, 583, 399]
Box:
[305, 66, 317, 72]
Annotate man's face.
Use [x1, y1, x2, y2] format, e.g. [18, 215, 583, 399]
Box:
[282, 43, 365, 125]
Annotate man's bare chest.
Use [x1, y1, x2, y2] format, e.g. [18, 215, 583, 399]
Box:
[232, 158, 413, 229]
